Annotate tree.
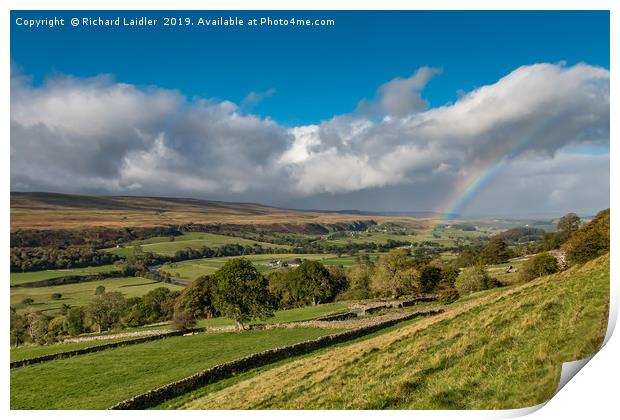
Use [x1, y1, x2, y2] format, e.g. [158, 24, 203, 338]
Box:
[453, 245, 483, 268]
[10, 308, 28, 347]
[481, 238, 510, 264]
[371, 249, 416, 298]
[418, 265, 442, 293]
[519, 253, 559, 282]
[25, 312, 50, 344]
[326, 265, 349, 299]
[47, 316, 67, 342]
[289, 260, 342, 306]
[557, 213, 581, 234]
[439, 266, 460, 289]
[455, 265, 493, 295]
[212, 258, 274, 329]
[562, 209, 609, 265]
[64, 307, 86, 336]
[267, 269, 295, 309]
[341, 264, 374, 300]
[544, 212, 583, 251]
[86, 291, 126, 332]
[142, 287, 173, 322]
[175, 275, 218, 319]
[122, 297, 149, 327]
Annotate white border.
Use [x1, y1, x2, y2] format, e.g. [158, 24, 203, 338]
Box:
[2, 2, 616, 420]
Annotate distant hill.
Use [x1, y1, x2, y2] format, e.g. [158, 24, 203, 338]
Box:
[10, 192, 429, 231]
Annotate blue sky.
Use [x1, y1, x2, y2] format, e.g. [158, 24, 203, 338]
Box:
[10, 11, 610, 217]
[11, 10, 609, 126]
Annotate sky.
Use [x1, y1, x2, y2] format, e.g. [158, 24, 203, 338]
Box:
[10, 10, 610, 218]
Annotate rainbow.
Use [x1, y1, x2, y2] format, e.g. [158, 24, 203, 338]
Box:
[431, 106, 566, 225]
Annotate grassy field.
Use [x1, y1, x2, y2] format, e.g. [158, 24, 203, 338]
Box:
[179, 254, 609, 409]
[10, 277, 184, 314]
[159, 253, 379, 282]
[10, 327, 342, 409]
[10, 264, 121, 287]
[318, 226, 489, 248]
[104, 232, 289, 257]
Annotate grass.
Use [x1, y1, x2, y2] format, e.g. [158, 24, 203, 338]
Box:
[10, 264, 120, 287]
[159, 253, 374, 282]
[180, 254, 609, 409]
[10, 327, 342, 409]
[154, 316, 432, 409]
[10, 277, 184, 314]
[104, 232, 289, 257]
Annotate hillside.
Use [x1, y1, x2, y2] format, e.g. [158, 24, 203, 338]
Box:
[176, 254, 610, 410]
[11, 192, 408, 230]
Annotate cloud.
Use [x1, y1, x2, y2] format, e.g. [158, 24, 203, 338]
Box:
[10, 62, 609, 216]
[241, 87, 276, 110]
[284, 63, 609, 195]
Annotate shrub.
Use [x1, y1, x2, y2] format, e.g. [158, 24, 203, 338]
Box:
[438, 288, 460, 304]
[454, 265, 493, 295]
[171, 309, 196, 331]
[519, 253, 559, 282]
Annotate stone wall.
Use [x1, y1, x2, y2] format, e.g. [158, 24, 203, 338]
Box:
[109, 309, 443, 410]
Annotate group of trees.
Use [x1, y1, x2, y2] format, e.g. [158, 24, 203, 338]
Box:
[336, 249, 462, 301]
[452, 236, 512, 268]
[10, 287, 181, 346]
[10, 247, 119, 272]
[268, 261, 348, 308]
[562, 209, 610, 264]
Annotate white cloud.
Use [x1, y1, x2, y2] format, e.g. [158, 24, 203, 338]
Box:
[10, 62, 609, 216]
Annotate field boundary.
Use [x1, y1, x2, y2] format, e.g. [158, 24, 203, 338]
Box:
[109, 308, 443, 410]
[10, 327, 204, 369]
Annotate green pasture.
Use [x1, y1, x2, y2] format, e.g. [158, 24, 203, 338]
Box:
[104, 232, 289, 257]
[10, 327, 342, 409]
[159, 253, 378, 282]
[10, 277, 184, 314]
[10, 264, 120, 287]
